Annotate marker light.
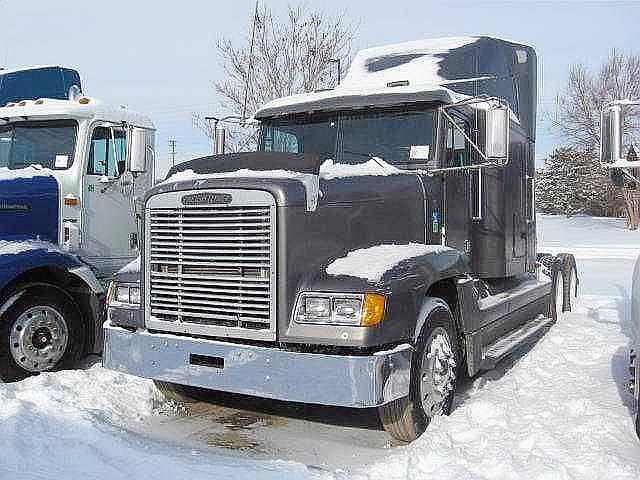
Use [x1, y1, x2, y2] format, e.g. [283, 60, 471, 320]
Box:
[64, 196, 79, 206]
[78, 97, 90, 105]
[361, 293, 386, 326]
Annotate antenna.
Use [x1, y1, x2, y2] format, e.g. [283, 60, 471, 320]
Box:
[168, 138, 177, 167]
[242, 0, 259, 121]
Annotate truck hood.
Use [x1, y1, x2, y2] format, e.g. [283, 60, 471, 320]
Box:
[152, 152, 413, 212]
[0, 169, 59, 243]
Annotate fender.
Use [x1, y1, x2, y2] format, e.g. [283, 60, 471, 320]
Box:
[293, 246, 471, 347]
[0, 240, 106, 354]
[0, 241, 84, 293]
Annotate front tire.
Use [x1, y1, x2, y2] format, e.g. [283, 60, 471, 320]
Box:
[379, 298, 460, 442]
[0, 285, 86, 382]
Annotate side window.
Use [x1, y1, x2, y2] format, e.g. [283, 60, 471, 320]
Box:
[263, 128, 299, 153]
[88, 127, 126, 176]
[445, 121, 470, 168]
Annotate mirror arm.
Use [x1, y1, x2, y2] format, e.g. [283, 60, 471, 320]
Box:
[440, 107, 490, 162]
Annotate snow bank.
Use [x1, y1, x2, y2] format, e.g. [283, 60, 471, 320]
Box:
[0, 365, 322, 480]
[118, 256, 140, 275]
[362, 295, 640, 480]
[319, 158, 402, 180]
[0, 165, 55, 181]
[162, 169, 319, 212]
[326, 243, 450, 282]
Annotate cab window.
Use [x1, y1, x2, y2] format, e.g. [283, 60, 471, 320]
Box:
[88, 127, 126, 176]
[445, 120, 470, 167]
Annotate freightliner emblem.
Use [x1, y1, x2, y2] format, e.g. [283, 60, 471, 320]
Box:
[181, 192, 232, 206]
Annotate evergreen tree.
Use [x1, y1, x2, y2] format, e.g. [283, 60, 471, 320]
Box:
[536, 148, 624, 217]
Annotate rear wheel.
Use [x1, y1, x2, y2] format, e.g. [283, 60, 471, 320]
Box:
[0, 286, 86, 382]
[636, 392, 640, 439]
[378, 299, 460, 442]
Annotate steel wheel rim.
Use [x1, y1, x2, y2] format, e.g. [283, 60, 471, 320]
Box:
[9, 305, 69, 373]
[555, 273, 564, 316]
[419, 326, 456, 416]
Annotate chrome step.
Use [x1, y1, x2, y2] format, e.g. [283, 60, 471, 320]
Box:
[480, 315, 555, 370]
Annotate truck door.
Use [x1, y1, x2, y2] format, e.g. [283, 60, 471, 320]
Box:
[442, 117, 472, 256]
[81, 124, 138, 276]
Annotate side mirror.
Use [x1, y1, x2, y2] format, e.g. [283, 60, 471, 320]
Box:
[600, 106, 623, 164]
[128, 127, 148, 173]
[485, 105, 509, 165]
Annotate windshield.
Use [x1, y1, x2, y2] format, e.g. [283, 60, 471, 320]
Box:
[0, 120, 78, 170]
[260, 107, 436, 168]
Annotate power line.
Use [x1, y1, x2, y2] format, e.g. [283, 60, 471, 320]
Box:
[168, 138, 177, 167]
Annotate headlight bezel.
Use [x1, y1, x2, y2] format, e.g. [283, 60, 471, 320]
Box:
[107, 281, 141, 307]
[294, 292, 386, 326]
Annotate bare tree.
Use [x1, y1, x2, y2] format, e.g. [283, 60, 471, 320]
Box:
[195, 3, 357, 151]
[551, 50, 640, 227]
[552, 50, 640, 151]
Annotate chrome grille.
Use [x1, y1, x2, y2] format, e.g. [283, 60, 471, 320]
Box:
[145, 189, 276, 341]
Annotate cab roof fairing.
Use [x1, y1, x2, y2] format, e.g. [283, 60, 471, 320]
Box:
[254, 36, 535, 135]
[0, 98, 154, 130]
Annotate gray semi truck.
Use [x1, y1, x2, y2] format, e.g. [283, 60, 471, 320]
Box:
[103, 36, 577, 442]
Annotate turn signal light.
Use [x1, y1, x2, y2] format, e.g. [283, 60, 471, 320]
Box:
[361, 293, 386, 326]
[64, 196, 79, 206]
[78, 97, 90, 105]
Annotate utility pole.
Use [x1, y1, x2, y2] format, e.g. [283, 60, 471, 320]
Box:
[168, 138, 177, 167]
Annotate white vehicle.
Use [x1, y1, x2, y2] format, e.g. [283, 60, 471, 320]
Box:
[0, 96, 155, 381]
[601, 99, 640, 438]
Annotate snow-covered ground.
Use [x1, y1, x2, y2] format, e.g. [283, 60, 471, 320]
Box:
[2, 214, 640, 479]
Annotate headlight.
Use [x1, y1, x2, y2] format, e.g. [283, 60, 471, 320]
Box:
[108, 281, 141, 306]
[294, 292, 385, 326]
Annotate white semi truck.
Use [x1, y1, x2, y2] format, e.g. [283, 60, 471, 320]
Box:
[601, 99, 640, 439]
[0, 95, 155, 381]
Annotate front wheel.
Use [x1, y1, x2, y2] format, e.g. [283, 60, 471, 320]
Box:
[378, 299, 460, 442]
[0, 286, 86, 382]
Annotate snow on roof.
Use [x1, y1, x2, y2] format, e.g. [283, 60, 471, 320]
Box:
[606, 159, 640, 169]
[326, 243, 451, 282]
[0, 165, 56, 181]
[0, 98, 154, 129]
[0, 65, 72, 75]
[255, 37, 481, 118]
[341, 36, 479, 89]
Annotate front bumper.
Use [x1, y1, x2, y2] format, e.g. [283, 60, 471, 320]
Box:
[103, 323, 412, 408]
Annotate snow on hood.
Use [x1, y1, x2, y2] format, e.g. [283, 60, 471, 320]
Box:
[163, 159, 407, 213]
[118, 256, 140, 275]
[326, 243, 451, 282]
[319, 158, 403, 180]
[0, 165, 55, 181]
[342, 36, 479, 90]
[162, 168, 320, 212]
[0, 239, 58, 255]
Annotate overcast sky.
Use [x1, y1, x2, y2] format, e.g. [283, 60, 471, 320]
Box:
[1, 0, 638, 176]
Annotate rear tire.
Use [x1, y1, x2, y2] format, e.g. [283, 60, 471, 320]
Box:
[557, 253, 578, 311]
[636, 391, 640, 439]
[379, 298, 460, 442]
[550, 263, 565, 321]
[0, 286, 85, 382]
